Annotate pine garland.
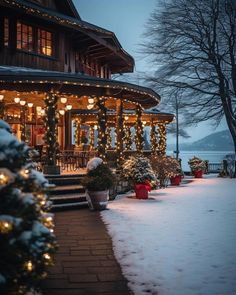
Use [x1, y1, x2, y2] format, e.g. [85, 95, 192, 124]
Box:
[135, 106, 144, 153]
[158, 123, 166, 156]
[97, 97, 107, 161]
[150, 122, 158, 155]
[44, 93, 59, 166]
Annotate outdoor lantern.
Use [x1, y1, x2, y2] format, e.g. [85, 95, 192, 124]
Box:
[124, 115, 129, 121]
[36, 106, 42, 112]
[88, 98, 94, 104]
[59, 110, 65, 115]
[14, 97, 20, 103]
[27, 102, 33, 108]
[87, 104, 94, 110]
[0, 94, 4, 101]
[20, 100, 26, 106]
[66, 104, 72, 110]
[60, 97, 67, 104]
[94, 125, 98, 130]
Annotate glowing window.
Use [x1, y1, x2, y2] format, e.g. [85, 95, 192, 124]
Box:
[4, 17, 9, 46]
[37, 28, 52, 56]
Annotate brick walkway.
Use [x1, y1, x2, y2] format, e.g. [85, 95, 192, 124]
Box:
[41, 209, 132, 295]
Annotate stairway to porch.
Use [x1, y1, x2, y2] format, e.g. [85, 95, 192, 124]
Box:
[46, 174, 88, 210]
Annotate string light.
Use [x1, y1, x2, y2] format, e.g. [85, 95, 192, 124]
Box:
[135, 105, 144, 153]
[158, 123, 167, 156]
[26, 261, 33, 272]
[150, 121, 158, 155]
[0, 221, 12, 234]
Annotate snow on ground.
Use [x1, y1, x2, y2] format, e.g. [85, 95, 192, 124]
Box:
[101, 175, 236, 295]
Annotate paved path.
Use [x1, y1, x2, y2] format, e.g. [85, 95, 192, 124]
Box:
[41, 209, 132, 295]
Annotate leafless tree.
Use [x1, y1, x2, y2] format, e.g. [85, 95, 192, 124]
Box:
[141, 0, 236, 161]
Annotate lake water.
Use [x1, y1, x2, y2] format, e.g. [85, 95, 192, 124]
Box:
[166, 150, 234, 172]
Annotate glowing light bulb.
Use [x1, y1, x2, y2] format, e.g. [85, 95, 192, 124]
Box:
[20, 100, 26, 106]
[124, 116, 129, 121]
[14, 97, 20, 103]
[66, 104, 72, 110]
[94, 125, 98, 130]
[27, 102, 33, 107]
[27, 261, 33, 271]
[59, 110, 65, 115]
[88, 98, 94, 104]
[60, 97, 67, 104]
[87, 104, 93, 110]
[0, 94, 4, 101]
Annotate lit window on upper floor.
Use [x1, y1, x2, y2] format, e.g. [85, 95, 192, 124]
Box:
[17, 21, 33, 52]
[37, 29, 52, 56]
[4, 17, 9, 46]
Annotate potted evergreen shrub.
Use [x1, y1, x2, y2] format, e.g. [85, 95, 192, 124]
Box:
[188, 156, 206, 178]
[150, 155, 182, 187]
[122, 156, 157, 199]
[82, 157, 115, 210]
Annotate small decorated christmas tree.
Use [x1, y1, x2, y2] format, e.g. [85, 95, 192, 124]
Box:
[0, 120, 57, 294]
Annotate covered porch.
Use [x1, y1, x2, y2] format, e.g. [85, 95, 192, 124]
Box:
[0, 66, 174, 174]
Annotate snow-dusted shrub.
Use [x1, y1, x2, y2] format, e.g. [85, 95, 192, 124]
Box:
[150, 156, 181, 188]
[0, 120, 57, 294]
[188, 156, 206, 172]
[122, 155, 157, 187]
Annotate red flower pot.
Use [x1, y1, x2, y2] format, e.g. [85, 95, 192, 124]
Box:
[134, 183, 150, 199]
[194, 170, 203, 178]
[170, 175, 182, 186]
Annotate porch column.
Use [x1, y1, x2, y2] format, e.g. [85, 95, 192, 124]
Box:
[135, 105, 144, 153]
[43, 92, 60, 174]
[116, 99, 124, 168]
[64, 110, 72, 149]
[150, 120, 158, 155]
[89, 125, 95, 148]
[157, 123, 167, 156]
[74, 117, 80, 148]
[124, 125, 132, 150]
[97, 96, 107, 161]
[106, 127, 112, 150]
[20, 105, 26, 142]
[0, 96, 4, 119]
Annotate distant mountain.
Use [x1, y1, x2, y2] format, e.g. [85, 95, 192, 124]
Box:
[167, 130, 234, 151]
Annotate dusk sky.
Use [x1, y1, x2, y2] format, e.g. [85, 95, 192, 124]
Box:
[74, 0, 227, 144]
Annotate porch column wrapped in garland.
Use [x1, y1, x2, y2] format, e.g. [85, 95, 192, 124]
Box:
[116, 99, 124, 168]
[106, 126, 112, 150]
[89, 125, 95, 148]
[97, 97, 107, 161]
[20, 106, 26, 142]
[135, 105, 144, 153]
[74, 117, 80, 148]
[158, 123, 167, 156]
[44, 92, 60, 174]
[150, 120, 158, 155]
[124, 125, 132, 150]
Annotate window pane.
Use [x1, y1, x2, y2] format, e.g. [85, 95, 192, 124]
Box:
[4, 18, 9, 46]
[38, 28, 53, 56]
[16, 21, 34, 53]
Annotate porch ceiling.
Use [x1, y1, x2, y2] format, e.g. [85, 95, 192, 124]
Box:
[0, 67, 160, 109]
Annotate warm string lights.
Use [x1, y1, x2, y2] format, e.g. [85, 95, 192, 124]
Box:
[89, 126, 95, 147]
[106, 127, 112, 150]
[116, 99, 124, 168]
[158, 123, 167, 156]
[74, 117, 80, 148]
[20, 105, 27, 142]
[96, 97, 108, 161]
[124, 125, 132, 150]
[150, 121, 158, 155]
[44, 93, 59, 166]
[135, 105, 144, 153]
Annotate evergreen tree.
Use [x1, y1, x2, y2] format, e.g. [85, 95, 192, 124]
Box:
[0, 120, 57, 295]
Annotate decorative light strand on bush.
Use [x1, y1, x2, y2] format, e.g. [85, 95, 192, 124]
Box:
[124, 124, 132, 150]
[116, 99, 124, 168]
[74, 117, 80, 147]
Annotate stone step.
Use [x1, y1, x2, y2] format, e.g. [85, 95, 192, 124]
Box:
[48, 176, 84, 186]
[50, 184, 85, 195]
[51, 201, 88, 211]
[50, 193, 87, 205]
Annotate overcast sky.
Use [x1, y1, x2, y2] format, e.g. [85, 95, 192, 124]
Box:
[74, 0, 227, 144]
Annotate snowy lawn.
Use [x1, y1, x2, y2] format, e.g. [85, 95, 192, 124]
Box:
[101, 175, 236, 295]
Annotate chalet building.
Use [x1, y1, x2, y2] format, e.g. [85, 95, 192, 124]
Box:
[0, 0, 174, 174]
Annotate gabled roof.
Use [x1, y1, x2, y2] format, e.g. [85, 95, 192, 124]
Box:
[26, 0, 81, 19]
[1, 0, 134, 73]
